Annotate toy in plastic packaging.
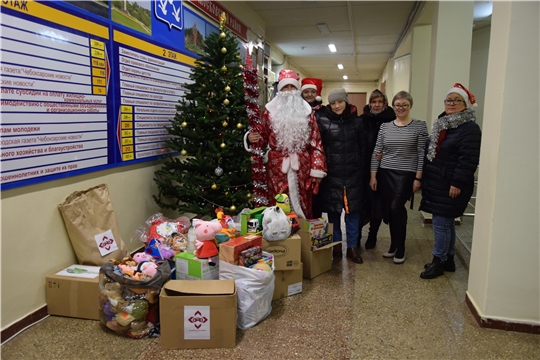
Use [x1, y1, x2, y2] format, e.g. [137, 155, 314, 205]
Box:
[99, 259, 170, 338]
[261, 206, 291, 241]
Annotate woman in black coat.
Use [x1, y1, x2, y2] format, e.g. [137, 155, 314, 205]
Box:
[361, 90, 396, 249]
[420, 83, 481, 279]
[316, 88, 365, 264]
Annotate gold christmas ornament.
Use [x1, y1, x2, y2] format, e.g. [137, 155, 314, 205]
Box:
[180, 149, 187, 156]
[230, 205, 236, 212]
[221, 65, 227, 72]
[222, 121, 228, 127]
[223, 98, 230, 106]
[221, 47, 227, 54]
[247, 193, 252, 199]
[220, 142, 226, 149]
[236, 123, 243, 129]
[225, 191, 229, 196]
[181, 121, 187, 128]
[224, 85, 231, 92]
[211, 183, 217, 190]
[239, 64, 243, 69]
[220, 32, 226, 39]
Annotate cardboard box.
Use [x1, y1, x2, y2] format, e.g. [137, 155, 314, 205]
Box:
[46, 265, 101, 320]
[299, 223, 337, 279]
[272, 267, 303, 301]
[300, 218, 328, 238]
[219, 234, 262, 265]
[262, 233, 301, 270]
[240, 207, 266, 235]
[175, 252, 219, 280]
[160, 280, 237, 349]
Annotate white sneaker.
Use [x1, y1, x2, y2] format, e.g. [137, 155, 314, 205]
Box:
[382, 250, 397, 258]
[393, 253, 406, 264]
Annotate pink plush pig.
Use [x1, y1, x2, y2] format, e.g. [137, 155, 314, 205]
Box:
[193, 220, 222, 259]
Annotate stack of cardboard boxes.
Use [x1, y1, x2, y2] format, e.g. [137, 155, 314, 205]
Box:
[299, 219, 337, 279]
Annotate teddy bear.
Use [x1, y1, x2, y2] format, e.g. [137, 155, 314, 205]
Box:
[193, 219, 222, 261]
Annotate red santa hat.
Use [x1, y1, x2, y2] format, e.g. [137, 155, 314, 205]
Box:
[301, 78, 323, 102]
[277, 69, 300, 92]
[446, 83, 477, 108]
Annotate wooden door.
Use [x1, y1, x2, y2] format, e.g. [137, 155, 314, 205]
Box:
[348, 93, 367, 113]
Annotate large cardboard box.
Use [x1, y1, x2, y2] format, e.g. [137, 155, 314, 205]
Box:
[272, 267, 303, 301]
[299, 223, 337, 279]
[160, 280, 237, 349]
[262, 233, 301, 270]
[175, 252, 219, 280]
[45, 265, 101, 320]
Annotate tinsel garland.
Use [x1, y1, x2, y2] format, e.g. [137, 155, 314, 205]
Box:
[242, 52, 269, 206]
[426, 108, 476, 161]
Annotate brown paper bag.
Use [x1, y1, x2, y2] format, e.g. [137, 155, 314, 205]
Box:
[58, 184, 128, 265]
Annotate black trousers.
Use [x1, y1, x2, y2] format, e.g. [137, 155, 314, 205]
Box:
[378, 168, 415, 255]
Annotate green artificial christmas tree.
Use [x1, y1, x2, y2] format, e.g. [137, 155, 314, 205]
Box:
[153, 13, 252, 217]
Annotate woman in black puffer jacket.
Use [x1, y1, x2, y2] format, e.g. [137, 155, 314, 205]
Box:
[361, 90, 396, 249]
[316, 88, 365, 264]
[420, 83, 481, 279]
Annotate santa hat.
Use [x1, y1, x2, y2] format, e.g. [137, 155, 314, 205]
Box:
[446, 83, 477, 108]
[277, 69, 300, 92]
[301, 78, 323, 102]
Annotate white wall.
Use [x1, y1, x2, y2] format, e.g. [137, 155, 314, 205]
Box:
[469, 26, 491, 130]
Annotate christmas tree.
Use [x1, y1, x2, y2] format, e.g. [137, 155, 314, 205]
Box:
[153, 13, 252, 217]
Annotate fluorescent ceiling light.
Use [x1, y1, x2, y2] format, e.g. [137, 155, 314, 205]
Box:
[317, 23, 331, 35]
[343, 75, 348, 80]
[474, 1, 492, 19]
[328, 44, 337, 52]
[337, 64, 343, 70]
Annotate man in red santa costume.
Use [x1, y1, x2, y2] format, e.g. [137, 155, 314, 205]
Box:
[301, 77, 324, 111]
[245, 69, 326, 218]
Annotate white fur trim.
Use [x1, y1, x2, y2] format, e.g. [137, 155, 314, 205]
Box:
[310, 169, 326, 178]
[287, 168, 306, 219]
[278, 78, 300, 92]
[301, 84, 317, 91]
[315, 95, 322, 102]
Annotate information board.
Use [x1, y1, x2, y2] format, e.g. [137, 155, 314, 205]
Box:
[1, 0, 247, 190]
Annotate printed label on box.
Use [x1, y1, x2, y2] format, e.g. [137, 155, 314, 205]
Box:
[55, 265, 100, 279]
[94, 229, 119, 257]
[288, 282, 302, 296]
[184, 306, 210, 340]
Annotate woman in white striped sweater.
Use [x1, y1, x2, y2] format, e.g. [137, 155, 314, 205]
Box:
[369, 91, 428, 264]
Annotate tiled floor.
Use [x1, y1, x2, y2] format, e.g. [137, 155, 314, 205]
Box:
[1, 207, 538, 360]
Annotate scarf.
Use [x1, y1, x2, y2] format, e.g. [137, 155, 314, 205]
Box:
[427, 108, 476, 161]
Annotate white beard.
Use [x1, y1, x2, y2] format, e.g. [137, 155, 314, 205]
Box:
[269, 90, 310, 153]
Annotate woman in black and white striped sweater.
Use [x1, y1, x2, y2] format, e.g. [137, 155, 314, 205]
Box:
[369, 91, 428, 264]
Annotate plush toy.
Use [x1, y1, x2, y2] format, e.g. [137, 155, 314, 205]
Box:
[193, 219, 221, 260]
[275, 194, 291, 214]
[215, 208, 236, 238]
[145, 238, 175, 260]
[133, 252, 153, 264]
[262, 206, 292, 241]
[137, 261, 158, 278]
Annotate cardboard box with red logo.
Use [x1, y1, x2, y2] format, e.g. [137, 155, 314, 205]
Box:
[160, 279, 237, 349]
[261, 233, 301, 270]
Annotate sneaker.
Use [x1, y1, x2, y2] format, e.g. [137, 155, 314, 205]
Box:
[393, 253, 406, 264]
[382, 250, 397, 258]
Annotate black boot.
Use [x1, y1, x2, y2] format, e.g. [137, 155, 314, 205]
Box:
[443, 254, 456, 272]
[424, 254, 456, 272]
[332, 243, 343, 258]
[346, 247, 363, 264]
[364, 232, 377, 249]
[420, 256, 444, 279]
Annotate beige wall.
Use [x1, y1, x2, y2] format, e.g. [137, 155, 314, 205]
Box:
[0, 162, 179, 329]
[469, 26, 491, 130]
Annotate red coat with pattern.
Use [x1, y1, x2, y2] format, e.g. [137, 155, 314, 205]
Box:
[258, 104, 326, 219]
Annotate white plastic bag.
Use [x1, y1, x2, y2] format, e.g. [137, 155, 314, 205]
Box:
[219, 252, 275, 330]
[262, 206, 291, 241]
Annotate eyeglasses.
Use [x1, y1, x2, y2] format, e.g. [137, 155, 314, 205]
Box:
[444, 99, 464, 105]
[393, 103, 410, 109]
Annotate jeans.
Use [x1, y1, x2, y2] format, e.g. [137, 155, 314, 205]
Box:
[432, 215, 456, 261]
[327, 211, 361, 249]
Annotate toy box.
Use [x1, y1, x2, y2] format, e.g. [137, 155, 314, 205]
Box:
[160, 279, 237, 349]
[300, 218, 328, 238]
[46, 265, 101, 320]
[219, 234, 262, 265]
[175, 252, 219, 280]
[240, 207, 266, 235]
[261, 233, 301, 270]
[272, 267, 303, 301]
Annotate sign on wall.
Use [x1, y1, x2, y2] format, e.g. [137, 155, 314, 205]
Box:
[1, 0, 246, 190]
